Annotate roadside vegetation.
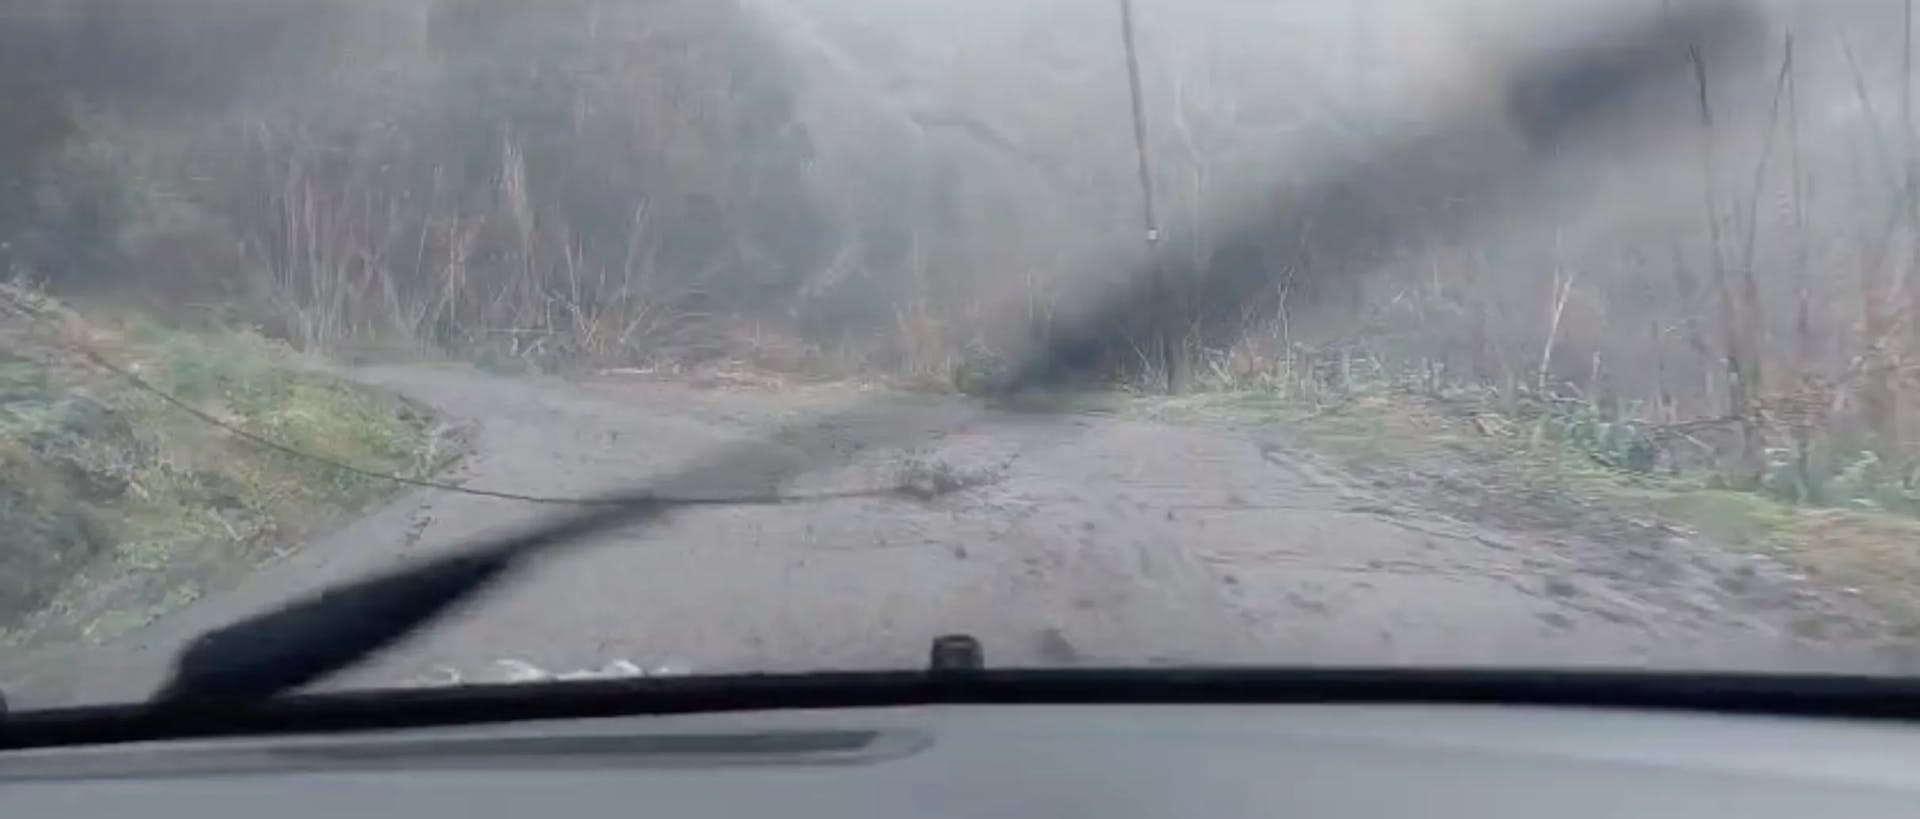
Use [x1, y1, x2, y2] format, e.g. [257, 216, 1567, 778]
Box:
[1139, 357, 1920, 624]
[9, 2, 1920, 634]
[0, 285, 447, 644]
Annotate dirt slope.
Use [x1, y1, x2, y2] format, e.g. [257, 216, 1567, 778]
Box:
[7, 363, 1911, 707]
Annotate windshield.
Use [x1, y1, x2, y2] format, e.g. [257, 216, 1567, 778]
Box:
[2, 0, 1917, 710]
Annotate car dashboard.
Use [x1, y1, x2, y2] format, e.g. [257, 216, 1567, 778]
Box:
[4, 703, 1918, 817]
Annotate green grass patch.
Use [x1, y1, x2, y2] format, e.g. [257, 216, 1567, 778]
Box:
[1647, 489, 1796, 546]
[0, 297, 447, 644]
[984, 388, 1139, 415]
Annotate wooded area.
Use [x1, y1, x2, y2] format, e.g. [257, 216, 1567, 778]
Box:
[4, 0, 1920, 511]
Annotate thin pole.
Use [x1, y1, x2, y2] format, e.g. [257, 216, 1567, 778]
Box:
[1118, 0, 1160, 245]
[1117, 0, 1181, 391]
[1904, 0, 1914, 220]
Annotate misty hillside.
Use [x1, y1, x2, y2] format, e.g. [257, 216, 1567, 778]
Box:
[760, 0, 1920, 509]
[4, 0, 1920, 506]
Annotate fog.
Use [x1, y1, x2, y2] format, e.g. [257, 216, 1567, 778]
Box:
[3, 0, 1919, 492]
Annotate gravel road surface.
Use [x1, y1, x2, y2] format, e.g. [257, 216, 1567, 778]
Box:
[9, 363, 1908, 706]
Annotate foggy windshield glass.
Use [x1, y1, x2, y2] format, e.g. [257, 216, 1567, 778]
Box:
[3, 0, 1920, 710]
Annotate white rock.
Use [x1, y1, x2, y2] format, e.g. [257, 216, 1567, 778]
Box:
[492, 659, 553, 683]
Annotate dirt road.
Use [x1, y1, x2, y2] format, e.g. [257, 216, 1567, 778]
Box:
[14, 363, 1915, 706]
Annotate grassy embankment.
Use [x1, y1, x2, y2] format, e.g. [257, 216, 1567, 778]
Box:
[0, 286, 451, 645]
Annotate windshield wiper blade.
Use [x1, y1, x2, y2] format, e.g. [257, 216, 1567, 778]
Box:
[154, 406, 985, 705]
[151, 0, 1765, 706]
[157, 547, 519, 703]
[158, 495, 687, 702]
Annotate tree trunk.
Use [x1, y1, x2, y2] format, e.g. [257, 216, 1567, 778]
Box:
[1692, 44, 1765, 487]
